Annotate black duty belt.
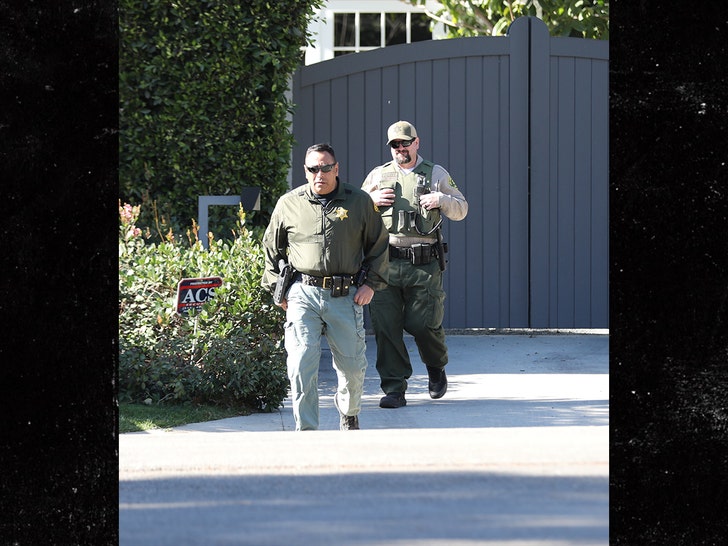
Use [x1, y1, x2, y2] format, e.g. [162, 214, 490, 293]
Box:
[389, 244, 437, 260]
[298, 273, 354, 289]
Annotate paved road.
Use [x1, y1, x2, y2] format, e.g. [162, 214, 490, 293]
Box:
[120, 333, 609, 546]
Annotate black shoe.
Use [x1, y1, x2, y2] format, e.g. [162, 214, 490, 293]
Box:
[427, 366, 447, 399]
[340, 414, 360, 430]
[379, 392, 407, 408]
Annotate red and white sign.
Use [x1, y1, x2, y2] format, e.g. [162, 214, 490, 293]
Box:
[175, 276, 223, 315]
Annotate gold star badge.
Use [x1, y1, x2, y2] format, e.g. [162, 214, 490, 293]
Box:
[334, 207, 349, 220]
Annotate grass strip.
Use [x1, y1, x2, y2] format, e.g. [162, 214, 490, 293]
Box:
[119, 403, 249, 433]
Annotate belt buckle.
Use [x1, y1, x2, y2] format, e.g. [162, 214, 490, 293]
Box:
[321, 277, 331, 289]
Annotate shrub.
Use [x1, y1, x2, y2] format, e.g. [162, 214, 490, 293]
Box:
[118, 202, 288, 411]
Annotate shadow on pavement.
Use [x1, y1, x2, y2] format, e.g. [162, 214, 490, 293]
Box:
[120, 471, 608, 546]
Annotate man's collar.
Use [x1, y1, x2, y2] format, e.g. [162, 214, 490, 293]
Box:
[307, 179, 341, 200]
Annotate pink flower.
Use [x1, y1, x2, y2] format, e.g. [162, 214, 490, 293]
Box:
[119, 202, 141, 227]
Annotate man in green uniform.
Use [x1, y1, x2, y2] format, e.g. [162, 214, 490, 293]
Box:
[262, 143, 389, 430]
[362, 121, 468, 409]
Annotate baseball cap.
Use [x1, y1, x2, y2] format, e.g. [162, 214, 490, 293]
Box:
[386, 121, 418, 145]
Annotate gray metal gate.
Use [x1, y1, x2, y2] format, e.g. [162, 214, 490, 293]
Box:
[291, 17, 608, 329]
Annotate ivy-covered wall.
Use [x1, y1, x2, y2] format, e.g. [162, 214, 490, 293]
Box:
[119, 0, 323, 236]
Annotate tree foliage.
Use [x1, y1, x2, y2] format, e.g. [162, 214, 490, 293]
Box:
[407, 0, 608, 39]
[119, 0, 323, 237]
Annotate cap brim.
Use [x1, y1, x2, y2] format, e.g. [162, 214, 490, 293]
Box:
[387, 135, 411, 145]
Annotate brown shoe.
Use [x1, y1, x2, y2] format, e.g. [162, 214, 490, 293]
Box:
[340, 414, 360, 430]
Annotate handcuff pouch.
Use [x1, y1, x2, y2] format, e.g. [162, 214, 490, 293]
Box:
[330, 275, 350, 297]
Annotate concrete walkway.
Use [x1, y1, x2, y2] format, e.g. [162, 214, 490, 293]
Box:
[119, 333, 609, 546]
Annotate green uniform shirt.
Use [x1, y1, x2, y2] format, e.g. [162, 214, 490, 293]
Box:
[261, 180, 389, 293]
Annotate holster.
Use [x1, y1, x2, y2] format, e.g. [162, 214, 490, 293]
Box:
[354, 266, 368, 287]
[273, 260, 296, 304]
[434, 228, 448, 272]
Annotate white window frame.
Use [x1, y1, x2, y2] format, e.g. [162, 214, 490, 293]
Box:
[305, 0, 445, 65]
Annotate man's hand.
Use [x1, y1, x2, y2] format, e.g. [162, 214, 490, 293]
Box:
[353, 284, 374, 306]
[369, 187, 395, 208]
[418, 192, 441, 211]
[277, 298, 288, 311]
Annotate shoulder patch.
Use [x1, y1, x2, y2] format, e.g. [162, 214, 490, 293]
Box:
[448, 176, 458, 189]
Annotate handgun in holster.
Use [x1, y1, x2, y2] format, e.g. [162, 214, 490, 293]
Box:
[273, 259, 295, 305]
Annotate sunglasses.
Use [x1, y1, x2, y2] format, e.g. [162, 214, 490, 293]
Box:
[390, 139, 415, 149]
[305, 162, 337, 174]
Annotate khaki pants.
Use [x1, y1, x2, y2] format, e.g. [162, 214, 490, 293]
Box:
[369, 258, 448, 395]
[284, 281, 367, 431]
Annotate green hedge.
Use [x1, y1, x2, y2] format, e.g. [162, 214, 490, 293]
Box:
[119, 0, 322, 236]
[118, 203, 288, 411]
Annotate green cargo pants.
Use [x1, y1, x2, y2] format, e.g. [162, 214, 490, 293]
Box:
[369, 257, 448, 395]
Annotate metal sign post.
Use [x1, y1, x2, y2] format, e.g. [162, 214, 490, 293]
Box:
[197, 187, 260, 249]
